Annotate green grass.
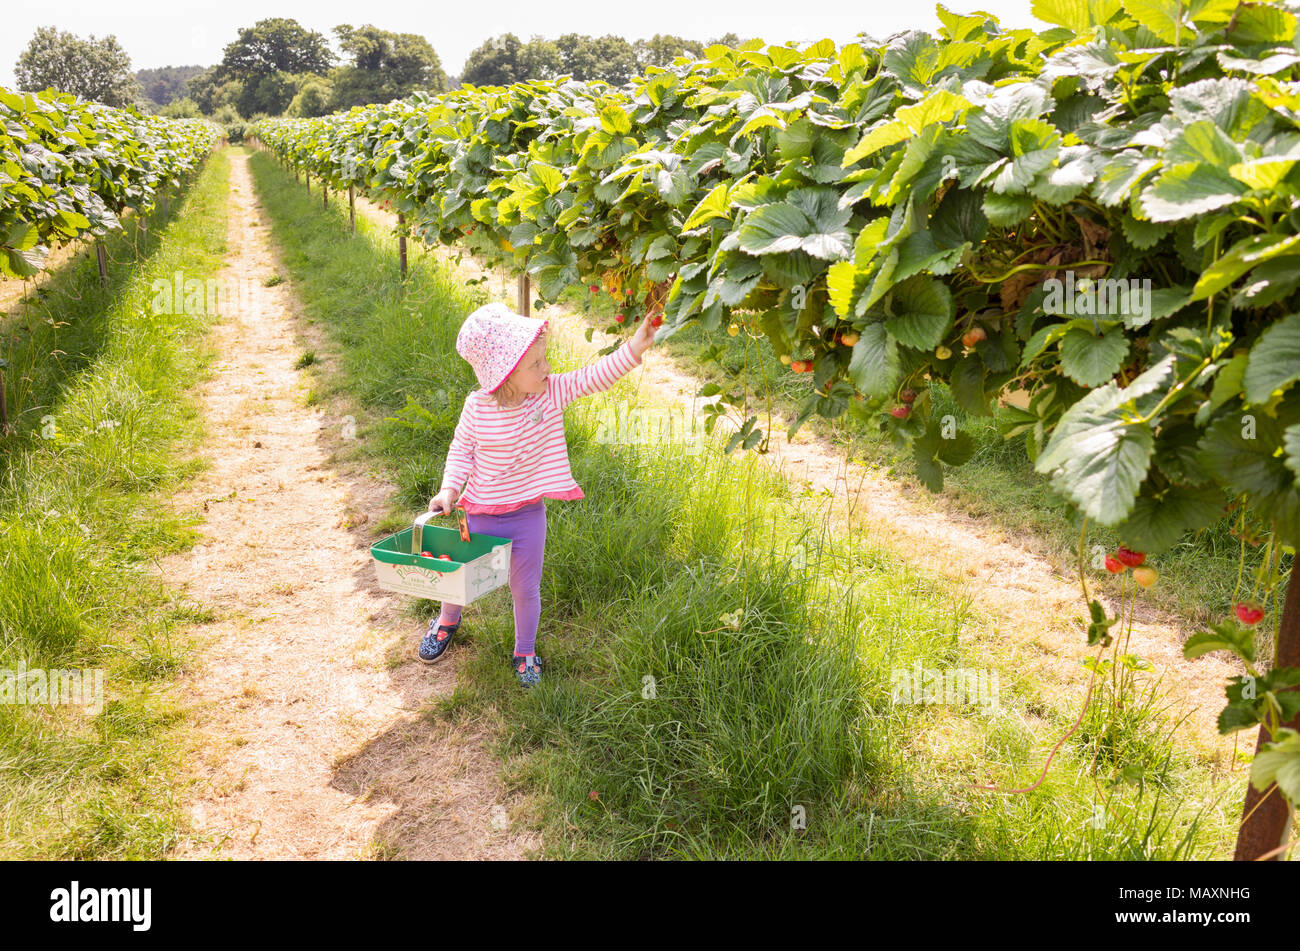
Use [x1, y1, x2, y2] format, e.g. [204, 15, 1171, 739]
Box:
[249, 147, 1244, 860]
[548, 284, 1289, 638]
[0, 149, 230, 858]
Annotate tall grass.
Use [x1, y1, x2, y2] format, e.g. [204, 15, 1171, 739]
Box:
[0, 149, 229, 857]
[249, 147, 1240, 860]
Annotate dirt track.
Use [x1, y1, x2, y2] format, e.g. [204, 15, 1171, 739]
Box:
[161, 151, 536, 860]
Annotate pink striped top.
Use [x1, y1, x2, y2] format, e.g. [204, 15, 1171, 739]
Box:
[440, 340, 643, 514]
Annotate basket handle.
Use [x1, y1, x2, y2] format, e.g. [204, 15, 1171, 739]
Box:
[412, 504, 471, 555]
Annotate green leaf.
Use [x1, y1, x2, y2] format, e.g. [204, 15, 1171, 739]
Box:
[950, 354, 991, 416]
[983, 192, 1034, 227]
[1243, 312, 1300, 404]
[1115, 483, 1223, 553]
[1120, 0, 1187, 44]
[1059, 325, 1129, 386]
[1034, 358, 1172, 524]
[1139, 162, 1248, 222]
[1163, 120, 1241, 169]
[827, 260, 858, 317]
[1285, 422, 1300, 482]
[1251, 728, 1300, 806]
[1193, 233, 1300, 301]
[1184, 619, 1256, 663]
[847, 323, 901, 399]
[884, 276, 954, 350]
[1032, 0, 1122, 32]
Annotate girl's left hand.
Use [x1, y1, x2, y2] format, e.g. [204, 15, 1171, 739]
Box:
[629, 311, 659, 359]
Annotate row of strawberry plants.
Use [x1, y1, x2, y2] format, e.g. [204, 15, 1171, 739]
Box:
[255, 0, 1300, 858]
[1, 86, 223, 279]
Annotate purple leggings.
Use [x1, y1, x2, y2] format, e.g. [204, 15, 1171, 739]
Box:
[436, 499, 546, 655]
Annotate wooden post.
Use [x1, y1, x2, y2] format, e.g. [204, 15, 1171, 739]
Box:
[1234, 574, 1300, 859]
[349, 186, 355, 235]
[398, 212, 407, 280]
[517, 272, 531, 316]
[95, 238, 108, 287]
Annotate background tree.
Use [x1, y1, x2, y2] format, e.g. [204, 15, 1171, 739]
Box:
[555, 34, 639, 85]
[329, 24, 448, 109]
[290, 77, 334, 117]
[15, 27, 142, 107]
[159, 96, 201, 118]
[519, 37, 564, 81]
[220, 18, 334, 79]
[136, 65, 206, 109]
[460, 33, 526, 87]
[633, 34, 705, 70]
[187, 67, 242, 115]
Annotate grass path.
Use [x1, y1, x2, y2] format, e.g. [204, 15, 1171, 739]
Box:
[163, 151, 534, 859]
[349, 192, 1242, 764]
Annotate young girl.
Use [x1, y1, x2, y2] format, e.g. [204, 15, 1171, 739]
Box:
[421, 300, 658, 686]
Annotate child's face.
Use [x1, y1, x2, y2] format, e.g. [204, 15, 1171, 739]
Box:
[506, 335, 550, 396]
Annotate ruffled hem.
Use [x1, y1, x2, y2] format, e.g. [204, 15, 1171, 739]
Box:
[459, 487, 585, 515]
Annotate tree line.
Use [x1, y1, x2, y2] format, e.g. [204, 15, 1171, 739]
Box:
[12, 20, 748, 132]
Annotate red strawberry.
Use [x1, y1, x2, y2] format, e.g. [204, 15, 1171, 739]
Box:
[420, 551, 433, 558]
[962, 326, 987, 347]
[890, 405, 910, 419]
[438, 554, 452, 561]
[650, 315, 663, 327]
[615, 313, 626, 323]
[1235, 603, 1265, 625]
[1115, 546, 1145, 567]
[1104, 554, 1125, 574]
[589, 790, 600, 801]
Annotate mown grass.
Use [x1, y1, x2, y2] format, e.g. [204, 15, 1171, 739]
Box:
[250, 146, 1243, 860]
[0, 149, 229, 858]
[549, 285, 1288, 637]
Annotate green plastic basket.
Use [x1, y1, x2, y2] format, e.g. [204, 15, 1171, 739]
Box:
[370, 507, 511, 605]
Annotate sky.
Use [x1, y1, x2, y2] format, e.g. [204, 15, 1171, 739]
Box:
[3, 0, 1049, 89]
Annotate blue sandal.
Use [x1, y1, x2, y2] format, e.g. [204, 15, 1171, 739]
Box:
[512, 653, 543, 687]
[419, 618, 459, 664]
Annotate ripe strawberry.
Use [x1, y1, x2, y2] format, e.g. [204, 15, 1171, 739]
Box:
[962, 326, 987, 347]
[1235, 602, 1265, 625]
[1104, 554, 1125, 574]
[589, 285, 599, 293]
[890, 405, 910, 419]
[615, 313, 626, 323]
[420, 551, 433, 558]
[1132, 566, 1158, 588]
[900, 388, 917, 403]
[1115, 546, 1145, 567]
[650, 314, 663, 328]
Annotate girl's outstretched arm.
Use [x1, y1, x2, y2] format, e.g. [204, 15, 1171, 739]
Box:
[549, 313, 656, 409]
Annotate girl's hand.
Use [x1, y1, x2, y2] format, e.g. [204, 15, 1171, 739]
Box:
[428, 488, 459, 516]
[629, 311, 659, 359]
